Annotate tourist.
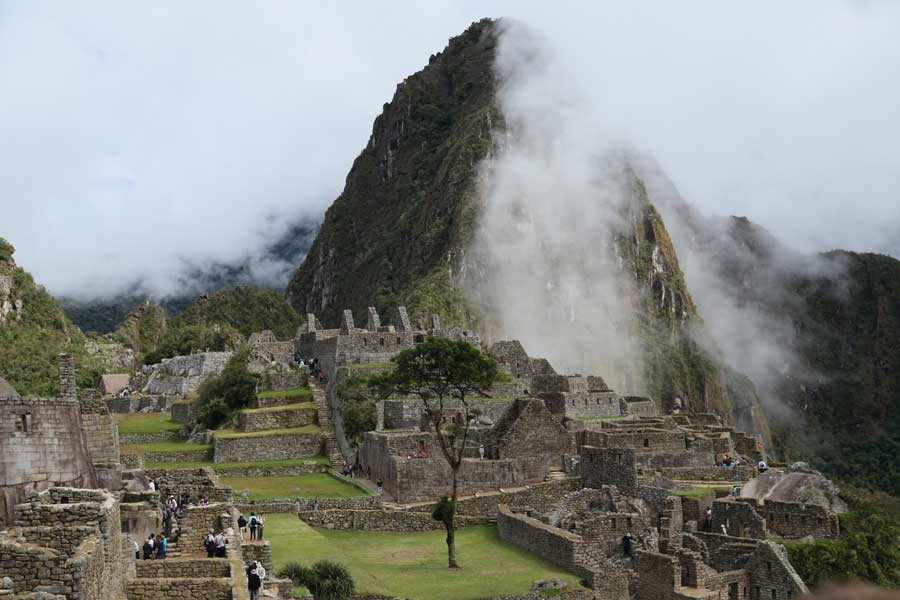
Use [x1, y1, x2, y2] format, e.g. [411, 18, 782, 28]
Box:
[731, 485, 739, 498]
[720, 524, 728, 536]
[166, 495, 178, 511]
[133, 540, 140, 560]
[254, 560, 266, 580]
[704, 507, 713, 532]
[156, 534, 167, 559]
[204, 529, 216, 558]
[247, 566, 262, 600]
[142, 535, 154, 559]
[147, 477, 156, 492]
[622, 533, 633, 558]
[238, 513, 248, 540]
[479, 444, 485, 460]
[313, 499, 320, 512]
[376, 479, 384, 495]
[248, 512, 258, 541]
[757, 459, 768, 473]
[214, 530, 227, 558]
[257, 514, 265, 540]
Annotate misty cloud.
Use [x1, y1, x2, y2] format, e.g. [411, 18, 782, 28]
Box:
[1, 1, 898, 301]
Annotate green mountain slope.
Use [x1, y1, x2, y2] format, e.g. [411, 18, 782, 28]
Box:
[0, 239, 99, 395]
[285, 19, 767, 433]
[174, 286, 300, 339]
[114, 302, 168, 358]
[287, 19, 498, 328]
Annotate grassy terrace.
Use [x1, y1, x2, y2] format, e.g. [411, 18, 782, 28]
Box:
[113, 412, 183, 435]
[143, 456, 331, 470]
[257, 387, 312, 399]
[267, 516, 583, 600]
[213, 424, 321, 439]
[341, 361, 395, 369]
[238, 401, 315, 414]
[221, 473, 369, 499]
[121, 440, 211, 455]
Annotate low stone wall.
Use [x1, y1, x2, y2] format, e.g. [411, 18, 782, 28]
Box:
[407, 479, 580, 519]
[299, 509, 490, 531]
[120, 453, 145, 469]
[142, 448, 212, 463]
[135, 558, 231, 578]
[213, 432, 322, 463]
[120, 431, 180, 445]
[260, 370, 308, 391]
[147, 468, 232, 503]
[106, 396, 139, 413]
[241, 540, 273, 574]
[238, 405, 317, 433]
[126, 578, 232, 599]
[660, 466, 755, 482]
[237, 495, 381, 515]
[216, 462, 328, 478]
[754, 499, 841, 539]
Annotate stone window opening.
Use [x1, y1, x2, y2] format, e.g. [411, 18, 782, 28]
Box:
[627, 516, 633, 528]
[611, 517, 616, 528]
[363, 338, 368, 346]
[766, 561, 772, 576]
[817, 517, 823, 525]
[15, 413, 30, 433]
[379, 338, 385, 346]
[771, 590, 776, 600]
[397, 337, 402, 344]
[617, 453, 623, 464]
[60, 496, 69, 504]
[415, 335, 425, 343]
[643, 438, 650, 447]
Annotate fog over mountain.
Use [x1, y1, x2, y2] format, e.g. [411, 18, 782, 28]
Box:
[1, 1, 898, 300]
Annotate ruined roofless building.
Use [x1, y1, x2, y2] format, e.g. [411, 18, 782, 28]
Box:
[0, 355, 99, 526]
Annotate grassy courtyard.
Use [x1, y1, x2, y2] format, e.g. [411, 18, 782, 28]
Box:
[121, 440, 211, 455]
[672, 485, 733, 498]
[220, 473, 368, 499]
[114, 412, 183, 435]
[213, 424, 321, 439]
[266, 515, 583, 599]
[257, 387, 312, 399]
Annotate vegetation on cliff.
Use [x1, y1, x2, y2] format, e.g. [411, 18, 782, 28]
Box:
[174, 286, 301, 339]
[0, 238, 100, 395]
[287, 19, 498, 328]
[114, 302, 168, 358]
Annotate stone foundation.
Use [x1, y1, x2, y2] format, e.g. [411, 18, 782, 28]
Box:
[213, 432, 322, 463]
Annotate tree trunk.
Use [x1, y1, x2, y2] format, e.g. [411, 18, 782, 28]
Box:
[447, 469, 460, 568]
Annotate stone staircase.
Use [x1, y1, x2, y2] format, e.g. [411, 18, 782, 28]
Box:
[546, 466, 567, 481]
[310, 380, 344, 469]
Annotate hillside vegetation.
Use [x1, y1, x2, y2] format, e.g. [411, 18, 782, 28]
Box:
[0, 238, 100, 395]
[174, 286, 300, 339]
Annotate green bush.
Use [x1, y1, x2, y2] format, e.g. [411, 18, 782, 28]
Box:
[786, 486, 900, 587]
[337, 376, 376, 441]
[173, 286, 301, 338]
[276, 560, 308, 585]
[303, 560, 355, 600]
[196, 350, 259, 428]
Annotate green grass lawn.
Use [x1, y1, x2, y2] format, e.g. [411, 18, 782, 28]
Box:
[220, 473, 368, 499]
[238, 401, 315, 414]
[266, 516, 583, 599]
[144, 456, 332, 470]
[121, 440, 212, 455]
[214, 425, 321, 439]
[114, 412, 183, 435]
[257, 387, 312, 399]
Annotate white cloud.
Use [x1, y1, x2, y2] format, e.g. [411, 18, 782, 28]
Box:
[1, 1, 898, 298]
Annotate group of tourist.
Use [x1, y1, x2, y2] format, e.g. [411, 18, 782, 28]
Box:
[136, 533, 168, 559]
[340, 462, 361, 477]
[203, 529, 229, 558]
[246, 560, 267, 599]
[236, 512, 266, 541]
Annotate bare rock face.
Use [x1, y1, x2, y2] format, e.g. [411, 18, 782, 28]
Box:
[0, 274, 22, 325]
[740, 464, 848, 513]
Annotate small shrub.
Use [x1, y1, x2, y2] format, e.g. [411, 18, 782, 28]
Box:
[276, 560, 305, 584]
[197, 397, 230, 430]
[305, 560, 354, 600]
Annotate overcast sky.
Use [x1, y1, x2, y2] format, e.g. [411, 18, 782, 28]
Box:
[1, 1, 898, 298]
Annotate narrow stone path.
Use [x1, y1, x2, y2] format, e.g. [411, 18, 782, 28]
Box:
[310, 379, 344, 469]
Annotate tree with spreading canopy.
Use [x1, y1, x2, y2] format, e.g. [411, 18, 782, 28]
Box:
[369, 337, 498, 568]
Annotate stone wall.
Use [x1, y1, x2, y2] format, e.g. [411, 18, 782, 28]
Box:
[0, 487, 131, 600]
[0, 396, 97, 526]
[125, 578, 232, 600]
[217, 462, 328, 478]
[744, 541, 808, 599]
[79, 403, 121, 466]
[380, 398, 514, 431]
[497, 505, 628, 597]
[490, 399, 573, 460]
[119, 431, 179, 445]
[213, 432, 323, 462]
[260, 369, 308, 392]
[237, 404, 316, 433]
[143, 351, 232, 395]
[712, 499, 766, 539]
[241, 540, 273, 574]
[141, 448, 212, 463]
[171, 401, 194, 424]
[236, 495, 382, 515]
[134, 558, 231, 578]
[299, 509, 490, 531]
[147, 468, 232, 503]
[753, 499, 840, 539]
[580, 447, 637, 495]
